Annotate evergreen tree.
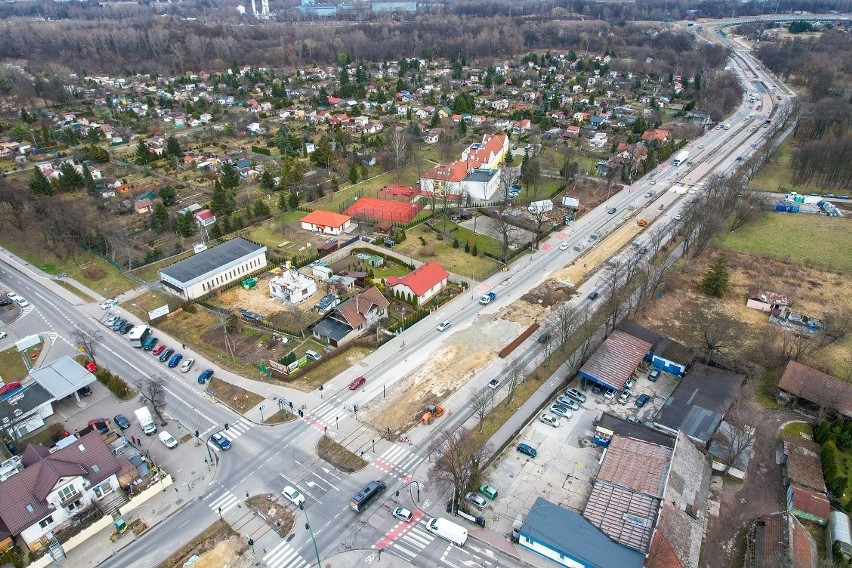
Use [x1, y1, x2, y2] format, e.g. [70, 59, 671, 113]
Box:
[58, 162, 84, 191]
[220, 162, 240, 190]
[259, 170, 275, 192]
[81, 163, 97, 193]
[288, 192, 300, 210]
[165, 135, 182, 158]
[158, 185, 177, 206]
[150, 202, 169, 232]
[176, 211, 196, 237]
[253, 199, 271, 218]
[210, 180, 232, 216]
[209, 222, 222, 239]
[29, 166, 53, 195]
[311, 137, 333, 168]
[135, 142, 153, 165]
[701, 253, 730, 297]
[330, 177, 339, 193]
[348, 163, 359, 185]
[278, 192, 288, 211]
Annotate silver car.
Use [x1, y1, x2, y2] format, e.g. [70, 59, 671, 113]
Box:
[555, 396, 580, 410]
[549, 404, 573, 419]
[465, 492, 487, 510]
[539, 413, 560, 428]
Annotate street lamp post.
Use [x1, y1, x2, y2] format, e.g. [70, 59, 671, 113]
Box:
[299, 503, 322, 568]
[259, 404, 265, 422]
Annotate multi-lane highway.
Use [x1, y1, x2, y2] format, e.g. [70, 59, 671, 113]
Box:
[0, 16, 803, 568]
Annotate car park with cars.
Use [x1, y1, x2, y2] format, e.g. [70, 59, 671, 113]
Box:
[564, 388, 586, 403]
[549, 404, 573, 419]
[555, 396, 580, 410]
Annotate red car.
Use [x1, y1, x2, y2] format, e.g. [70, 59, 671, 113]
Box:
[348, 376, 366, 390]
[152, 344, 166, 356]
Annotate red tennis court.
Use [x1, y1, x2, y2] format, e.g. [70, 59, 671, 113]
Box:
[344, 197, 422, 222]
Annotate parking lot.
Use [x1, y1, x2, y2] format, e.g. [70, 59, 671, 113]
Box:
[477, 362, 680, 536]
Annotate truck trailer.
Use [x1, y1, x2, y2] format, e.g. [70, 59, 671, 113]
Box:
[426, 517, 468, 547]
[135, 407, 157, 436]
[672, 150, 689, 166]
[128, 325, 151, 347]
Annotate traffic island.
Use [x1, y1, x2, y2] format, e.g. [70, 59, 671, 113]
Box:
[246, 493, 295, 537]
[153, 520, 244, 568]
[317, 435, 368, 473]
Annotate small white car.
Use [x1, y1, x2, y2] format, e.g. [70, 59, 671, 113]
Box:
[488, 379, 500, 390]
[674, 215, 683, 221]
[624, 379, 635, 390]
[618, 391, 632, 405]
[7, 293, 29, 307]
[100, 298, 117, 310]
[393, 506, 413, 522]
[159, 431, 178, 449]
[559, 242, 570, 251]
[539, 413, 560, 428]
[282, 485, 305, 506]
[180, 358, 195, 373]
[0, 331, 7, 340]
[437, 321, 451, 332]
[604, 389, 617, 401]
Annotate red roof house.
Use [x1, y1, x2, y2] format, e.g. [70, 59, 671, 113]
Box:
[386, 262, 449, 306]
[194, 209, 216, 227]
[300, 210, 353, 235]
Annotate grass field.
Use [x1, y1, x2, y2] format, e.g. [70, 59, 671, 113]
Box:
[393, 223, 502, 280]
[0, 347, 33, 382]
[717, 213, 852, 273]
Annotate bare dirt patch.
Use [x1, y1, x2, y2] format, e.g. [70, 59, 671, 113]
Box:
[317, 435, 368, 472]
[206, 377, 264, 414]
[155, 520, 245, 568]
[247, 493, 295, 536]
[364, 317, 522, 434]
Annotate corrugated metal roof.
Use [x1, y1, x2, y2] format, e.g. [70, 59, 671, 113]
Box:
[598, 437, 672, 498]
[159, 237, 265, 285]
[579, 331, 652, 390]
[583, 481, 659, 553]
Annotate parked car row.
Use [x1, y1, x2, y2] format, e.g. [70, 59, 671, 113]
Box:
[106, 314, 133, 335]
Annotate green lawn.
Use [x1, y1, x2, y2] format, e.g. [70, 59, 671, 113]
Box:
[782, 422, 813, 438]
[394, 223, 502, 280]
[307, 163, 423, 214]
[717, 213, 852, 273]
[0, 347, 32, 382]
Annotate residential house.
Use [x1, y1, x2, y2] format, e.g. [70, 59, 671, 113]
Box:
[783, 434, 830, 525]
[311, 287, 389, 347]
[299, 210, 353, 236]
[0, 431, 122, 552]
[386, 262, 449, 306]
[268, 269, 317, 305]
[419, 133, 508, 201]
[642, 129, 671, 143]
[134, 199, 153, 214]
[193, 209, 216, 227]
[745, 513, 817, 568]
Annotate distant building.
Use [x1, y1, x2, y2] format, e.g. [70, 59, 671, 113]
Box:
[311, 286, 388, 347]
[159, 237, 267, 300]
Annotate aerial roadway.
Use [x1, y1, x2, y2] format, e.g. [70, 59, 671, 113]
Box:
[0, 14, 803, 568]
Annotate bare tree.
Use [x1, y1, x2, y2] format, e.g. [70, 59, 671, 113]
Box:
[647, 224, 669, 257]
[504, 359, 525, 407]
[71, 328, 103, 365]
[428, 427, 491, 508]
[469, 388, 493, 433]
[782, 330, 820, 362]
[139, 374, 168, 426]
[822, 308, 852, 344]
[710, 398, 755, 474]
[699, 315, 738, 362]
[729, 192, 768, 232]
[554, 304, 581, 352]
[387, 126, 409, 180]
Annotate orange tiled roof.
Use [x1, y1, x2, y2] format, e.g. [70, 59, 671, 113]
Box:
[300, 210, 352, 228]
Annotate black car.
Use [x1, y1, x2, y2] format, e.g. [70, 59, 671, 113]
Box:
[113, 414, 131, 430]
[77, 385, 92, 397]
[588, 291, 600, 301]
[159, 348, 175, 362]
[537, 333, 551, 344]
[0, 298, 12, 307]
[119, 322, 133, 334]
[111, 319, 126, 331]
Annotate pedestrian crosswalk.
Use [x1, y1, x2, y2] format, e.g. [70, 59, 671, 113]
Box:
[303, 400, 345, 433]
[263, 540, 309, 568]
[18, 305, 34, 318]
[371, 444, 423, 480]
[206, 489, 240, 516]
[204, 417, 253, 451]
[378, 519, 437, 560]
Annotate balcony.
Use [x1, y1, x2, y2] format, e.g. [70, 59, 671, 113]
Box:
[58, 489, 83, 509]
